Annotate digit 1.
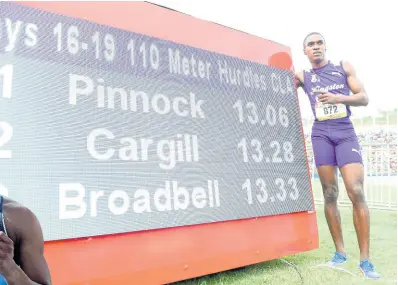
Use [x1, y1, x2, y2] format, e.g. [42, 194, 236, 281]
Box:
[232, 100, 244, 123]
[139, 42, 147, 68]
[53, 22, 63, 52]
[92, 31, 100, 60]
[127, 39, 135, 67]
[0, 64, 13, 99]
[242, 179, 253, 204]
[237, 137, 248, 162]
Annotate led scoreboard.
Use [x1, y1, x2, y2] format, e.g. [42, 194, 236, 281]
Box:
[0, 2, 318, 284]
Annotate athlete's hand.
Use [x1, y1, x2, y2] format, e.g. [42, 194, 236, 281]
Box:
[314, 91, 342, 104]
[0, 231, 18, 279]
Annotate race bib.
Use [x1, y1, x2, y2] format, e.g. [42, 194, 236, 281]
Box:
[315, 103, 347, 121]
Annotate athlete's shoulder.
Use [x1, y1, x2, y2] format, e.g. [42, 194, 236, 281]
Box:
[2, 196, 39, 239]
[326, 60, 349, 76]
[331, 59, 351, 70]
[340, 60, 356, 76]
[2, 196, 27, 211]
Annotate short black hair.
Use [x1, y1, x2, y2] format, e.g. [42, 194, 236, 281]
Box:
[303, 32, 325, 48]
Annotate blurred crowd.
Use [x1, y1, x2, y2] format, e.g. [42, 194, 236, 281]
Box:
[304, 130, 397, 176]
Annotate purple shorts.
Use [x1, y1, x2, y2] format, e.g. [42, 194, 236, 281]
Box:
[311, 122, 363, 168]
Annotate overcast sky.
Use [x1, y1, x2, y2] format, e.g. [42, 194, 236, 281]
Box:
[149, 0, 397, 119]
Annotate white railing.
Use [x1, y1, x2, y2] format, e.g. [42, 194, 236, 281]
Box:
[308, 142, 397, 210]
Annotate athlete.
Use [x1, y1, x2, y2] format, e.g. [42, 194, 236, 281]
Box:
[0, 195, 52, 284]
[294, 32, 380, 279]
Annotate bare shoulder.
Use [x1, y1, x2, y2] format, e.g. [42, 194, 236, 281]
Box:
[341, 60, 356, 76]
[2, 197, 40, 241]
[2, 197, 51, 284]
[3, 196, 36, 222]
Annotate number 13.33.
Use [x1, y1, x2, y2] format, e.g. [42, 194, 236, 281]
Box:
[242, 177, 299, 204]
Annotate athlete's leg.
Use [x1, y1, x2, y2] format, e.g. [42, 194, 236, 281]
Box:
[339, 163, 369, 259]
[335, 134, 368, 257]
[317, 165, 346, 255]
[336, 135, 380, 278]
[312, 133, 346, 262]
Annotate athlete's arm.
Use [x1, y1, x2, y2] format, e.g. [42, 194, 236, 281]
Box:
[5, 207, 51, 285]
[339, 61, 369, 106]
[294, 71, 304, 89]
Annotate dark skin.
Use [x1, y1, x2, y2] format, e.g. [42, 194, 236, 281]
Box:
[295, 34, 371, 260]
[0, 197, 51, 285]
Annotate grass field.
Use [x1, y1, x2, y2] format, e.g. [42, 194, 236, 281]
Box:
[170, 178, 397, 285]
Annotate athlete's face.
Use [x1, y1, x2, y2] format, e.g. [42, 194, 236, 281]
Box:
[304, 34, 326, 64]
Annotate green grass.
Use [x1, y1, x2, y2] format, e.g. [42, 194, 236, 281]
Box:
[170, 205, 397, 285]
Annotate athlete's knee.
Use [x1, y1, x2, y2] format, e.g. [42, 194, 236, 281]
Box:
[347, 180, 366, 204]
[322, 183, 339, 204]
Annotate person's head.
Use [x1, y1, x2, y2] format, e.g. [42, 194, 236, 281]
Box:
[303, 32, 327, 64]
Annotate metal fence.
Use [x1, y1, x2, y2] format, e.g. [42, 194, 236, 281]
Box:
[308, 143, 397, 210]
